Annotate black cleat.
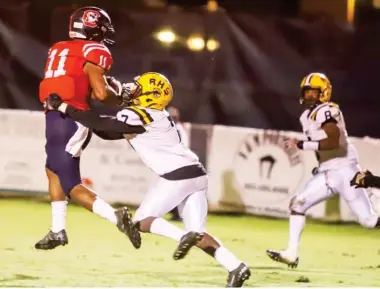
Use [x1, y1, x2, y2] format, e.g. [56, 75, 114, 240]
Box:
[35, 230, 68, 250]
[115, 207, 141, 249]
[266, 249, 299, 268]
[227, 263, 251, 287]
[173, 231, 203, 260]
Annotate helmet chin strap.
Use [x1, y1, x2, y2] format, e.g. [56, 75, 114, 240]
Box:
[69, 31, 86, 39]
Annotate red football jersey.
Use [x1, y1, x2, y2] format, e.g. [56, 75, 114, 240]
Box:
[39, 39, 113, 110]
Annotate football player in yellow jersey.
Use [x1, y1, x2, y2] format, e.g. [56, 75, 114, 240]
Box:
[266, 73, 379, 268]
[45, 72, 250, 287]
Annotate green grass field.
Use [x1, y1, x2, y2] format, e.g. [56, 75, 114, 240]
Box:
[1, 198, 380, 287]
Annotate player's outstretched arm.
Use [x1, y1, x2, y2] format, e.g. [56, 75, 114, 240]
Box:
[47, 94, 145, 135]
[65, 105, 145, 134]
[92, 129, 124, 140]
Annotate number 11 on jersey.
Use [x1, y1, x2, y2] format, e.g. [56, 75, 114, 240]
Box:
[45, 48, 69, 78]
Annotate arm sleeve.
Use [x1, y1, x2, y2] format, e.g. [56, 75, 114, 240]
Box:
[366, 175, 380, 188]
[66, 106, 146, 134]
[92, 122, 124, 140]
[82, 43, 113, 71]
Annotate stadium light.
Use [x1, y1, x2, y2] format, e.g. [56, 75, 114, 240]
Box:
[207, 0, 218, 12]
[206, 38, 220, 51]
[347, 0, 356, 24]
[186, 35, 205, 51]
[155, 29, 176, 44]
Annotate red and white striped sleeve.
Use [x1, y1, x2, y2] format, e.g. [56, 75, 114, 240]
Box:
[82, 42, 113, 71]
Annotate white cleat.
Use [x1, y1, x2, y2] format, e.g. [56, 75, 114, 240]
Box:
[266, 249, 299, 268]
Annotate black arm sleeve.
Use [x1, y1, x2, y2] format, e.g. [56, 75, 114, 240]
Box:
[366, 175, 380, 188]
[66, 106, 146, 134]
[92, 130, 124, 140]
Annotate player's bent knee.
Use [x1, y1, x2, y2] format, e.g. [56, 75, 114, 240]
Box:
[62, 180, 81, 197]
[358, 214, 379, 229]
[289, 196, 306, 214]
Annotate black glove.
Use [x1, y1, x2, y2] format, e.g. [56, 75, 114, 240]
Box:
[46, 93, 63, 111]
[350, 170, 373, 188]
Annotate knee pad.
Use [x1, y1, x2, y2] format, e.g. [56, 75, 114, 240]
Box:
[289, 196, 306, 214]
[54, 164, 81, 197]
[47, 153, 81, 197]
[59, 174, 81, 197]
[358, 214, 378, 229]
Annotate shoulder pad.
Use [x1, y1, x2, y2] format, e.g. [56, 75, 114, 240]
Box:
[310, 102, 340, 124]
[82, 42, 113, 70]
[116, 106, 154, 126]
[299, 109, 310, 124]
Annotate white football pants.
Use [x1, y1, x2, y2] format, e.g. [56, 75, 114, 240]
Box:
[291, 163, 378, 228]
[133, 175, 208, 232]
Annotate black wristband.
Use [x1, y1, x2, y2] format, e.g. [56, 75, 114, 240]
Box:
[296, 141, 304, 149]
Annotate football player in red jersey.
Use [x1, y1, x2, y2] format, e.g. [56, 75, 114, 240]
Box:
[35, 6, 143, 250]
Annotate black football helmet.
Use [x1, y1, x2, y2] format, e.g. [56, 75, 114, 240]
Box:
[69, 6, 115, 46]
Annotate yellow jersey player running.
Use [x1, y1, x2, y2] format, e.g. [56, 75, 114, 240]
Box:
[45, 72, 251, 287]
[266, 72, 379, 268]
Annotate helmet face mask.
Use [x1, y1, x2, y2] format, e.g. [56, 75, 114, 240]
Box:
[300, 87, 321, 108]
[69, 6, 115, 46]
[300, 72, 332, 108]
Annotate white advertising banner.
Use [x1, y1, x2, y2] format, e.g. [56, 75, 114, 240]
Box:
[0, 109, 184, 205]
[80, 136, 158, 205]
[1, 108, 380, 222]
[0, 109, 48, 193]
[207, 125, 326, 219]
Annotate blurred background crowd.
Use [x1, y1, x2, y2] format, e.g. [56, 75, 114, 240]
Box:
[1, 0, 380, 137]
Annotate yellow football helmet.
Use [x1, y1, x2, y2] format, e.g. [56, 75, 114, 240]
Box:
[130, 72, 173, 111]
[300, 72, 332, 104]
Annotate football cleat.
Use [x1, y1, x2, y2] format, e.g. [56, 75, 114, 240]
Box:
[266, 249, 299, 268]
[35, 229, 68, 250]
[115, 207, 141, 249]
[173, 231, 203, 260]
[226, 263, 251, 287]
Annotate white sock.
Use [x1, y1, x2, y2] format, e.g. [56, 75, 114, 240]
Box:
[92, 198, 117, 225]
[51, 201, 68, 233]
[150, 218, 185, 242]
[214, 246, 242, 272]
[287, 214, 306, 256]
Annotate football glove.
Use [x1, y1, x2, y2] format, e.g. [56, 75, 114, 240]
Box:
[105, 76, 123, 96]
[118, 82, 140, 107]
[311, 167, 319, 175]
[45, 93, 63, 110]
[350, 170, 373, 188]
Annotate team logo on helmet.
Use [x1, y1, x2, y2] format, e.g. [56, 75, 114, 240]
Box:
[82, 10, 100, 28]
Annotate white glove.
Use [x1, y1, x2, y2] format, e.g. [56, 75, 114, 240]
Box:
[105, 76, 123, 96]
[122, 82, 138, 94]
